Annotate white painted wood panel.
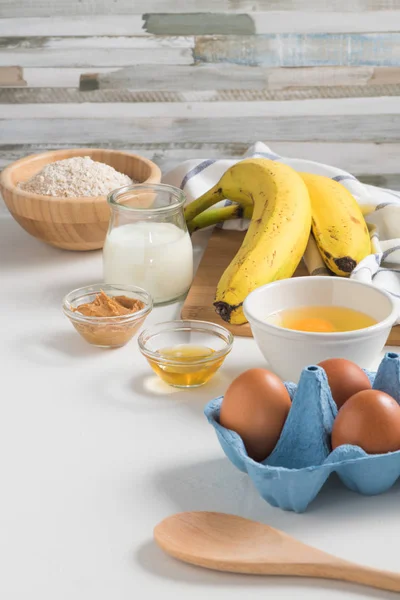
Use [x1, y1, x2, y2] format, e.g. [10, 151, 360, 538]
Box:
[3, 64, 398, 92]
[0, 36, 194, 67]
[20, 68, 119, 87]
[1, 142, 400, 174]
[0, 16, 144, 36]
[1, 0, 400, 18]
[2, 115, 400, 144]
[13, 65, 384, 90]
[91, 64, 381, 91]
[4, 97, 400, 118]
[0, 36, 193, 48]
[2, 13, 400, 35]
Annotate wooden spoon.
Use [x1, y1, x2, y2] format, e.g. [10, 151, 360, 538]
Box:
[154, 511, 400, 593]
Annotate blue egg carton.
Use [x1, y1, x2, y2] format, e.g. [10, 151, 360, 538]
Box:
[204, 352, 400, 513]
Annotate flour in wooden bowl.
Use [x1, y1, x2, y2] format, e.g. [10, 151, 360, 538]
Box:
[18, 156, 134, 198]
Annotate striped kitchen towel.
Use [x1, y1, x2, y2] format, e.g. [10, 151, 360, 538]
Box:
[162, 141, 400, 322]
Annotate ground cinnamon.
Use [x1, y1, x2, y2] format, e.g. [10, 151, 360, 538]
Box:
[71, 290, 146, 347]
[73, 290, 144, 317]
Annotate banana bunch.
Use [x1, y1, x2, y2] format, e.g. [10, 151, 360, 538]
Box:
[185, 159, 312, 324]
[185, 159, 371, 325]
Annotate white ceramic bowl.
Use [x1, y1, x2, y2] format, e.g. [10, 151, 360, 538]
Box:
[243, 276, 397, 382]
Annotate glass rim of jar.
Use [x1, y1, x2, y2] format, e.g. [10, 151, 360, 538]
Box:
[137, 319, 234, 365]
[107, 183, 186, 214]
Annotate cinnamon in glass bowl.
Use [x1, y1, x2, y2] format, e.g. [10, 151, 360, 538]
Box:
[63, 284, 152, 348]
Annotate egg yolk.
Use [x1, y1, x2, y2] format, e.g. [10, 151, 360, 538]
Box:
[289, 317, 337, 333]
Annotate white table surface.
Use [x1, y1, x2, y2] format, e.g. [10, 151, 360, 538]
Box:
[1, 215, 400, 600]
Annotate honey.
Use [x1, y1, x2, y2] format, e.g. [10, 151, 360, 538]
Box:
[266, 305, 377, 333]
[147, 344, 225, 387]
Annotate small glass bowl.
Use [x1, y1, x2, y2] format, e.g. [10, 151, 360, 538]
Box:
[63, 283, 153, 348]
[138, 320, 234, 388]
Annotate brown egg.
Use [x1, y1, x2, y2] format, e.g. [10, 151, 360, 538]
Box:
[219, 368, 291, 462]
[318, 358, 371, 409]
[332, 389, 400, 454]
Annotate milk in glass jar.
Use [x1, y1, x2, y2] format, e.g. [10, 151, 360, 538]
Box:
[103, 184, 193, 305]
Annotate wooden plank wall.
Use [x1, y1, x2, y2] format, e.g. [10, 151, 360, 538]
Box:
[1, 1, 400, 214]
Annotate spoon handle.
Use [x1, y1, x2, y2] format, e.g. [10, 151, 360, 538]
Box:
[245, 560, 400, 593]
[314, 562, 400, 594]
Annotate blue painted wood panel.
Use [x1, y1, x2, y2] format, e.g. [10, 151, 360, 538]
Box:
[195, 34, 400, 67]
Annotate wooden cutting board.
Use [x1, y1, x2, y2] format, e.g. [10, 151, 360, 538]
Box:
[181, 228, 400, 345]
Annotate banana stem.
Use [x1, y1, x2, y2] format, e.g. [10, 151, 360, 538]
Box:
[187, 203, 253, 234]
[184, 184, 224, 222]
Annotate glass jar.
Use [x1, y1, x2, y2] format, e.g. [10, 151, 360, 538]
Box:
[103, 184, 193, 305]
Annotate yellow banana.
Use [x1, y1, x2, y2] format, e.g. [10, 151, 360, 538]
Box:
[299, 173, 371, 276]
[205, 158, 311, 325]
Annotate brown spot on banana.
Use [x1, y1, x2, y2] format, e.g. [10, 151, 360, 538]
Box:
[334, 256, 357, 273]
[327, 226, 339, 241]
[214, 301, 243, 323]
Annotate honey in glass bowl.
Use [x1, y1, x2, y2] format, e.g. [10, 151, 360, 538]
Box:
[147, 344, 226, 387]
[138, 321, 233, 388]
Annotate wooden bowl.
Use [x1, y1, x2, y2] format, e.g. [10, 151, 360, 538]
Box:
[0, 148, 162, 251]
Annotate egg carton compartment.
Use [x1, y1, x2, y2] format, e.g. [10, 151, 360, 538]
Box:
[204, 352, 400, 513]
